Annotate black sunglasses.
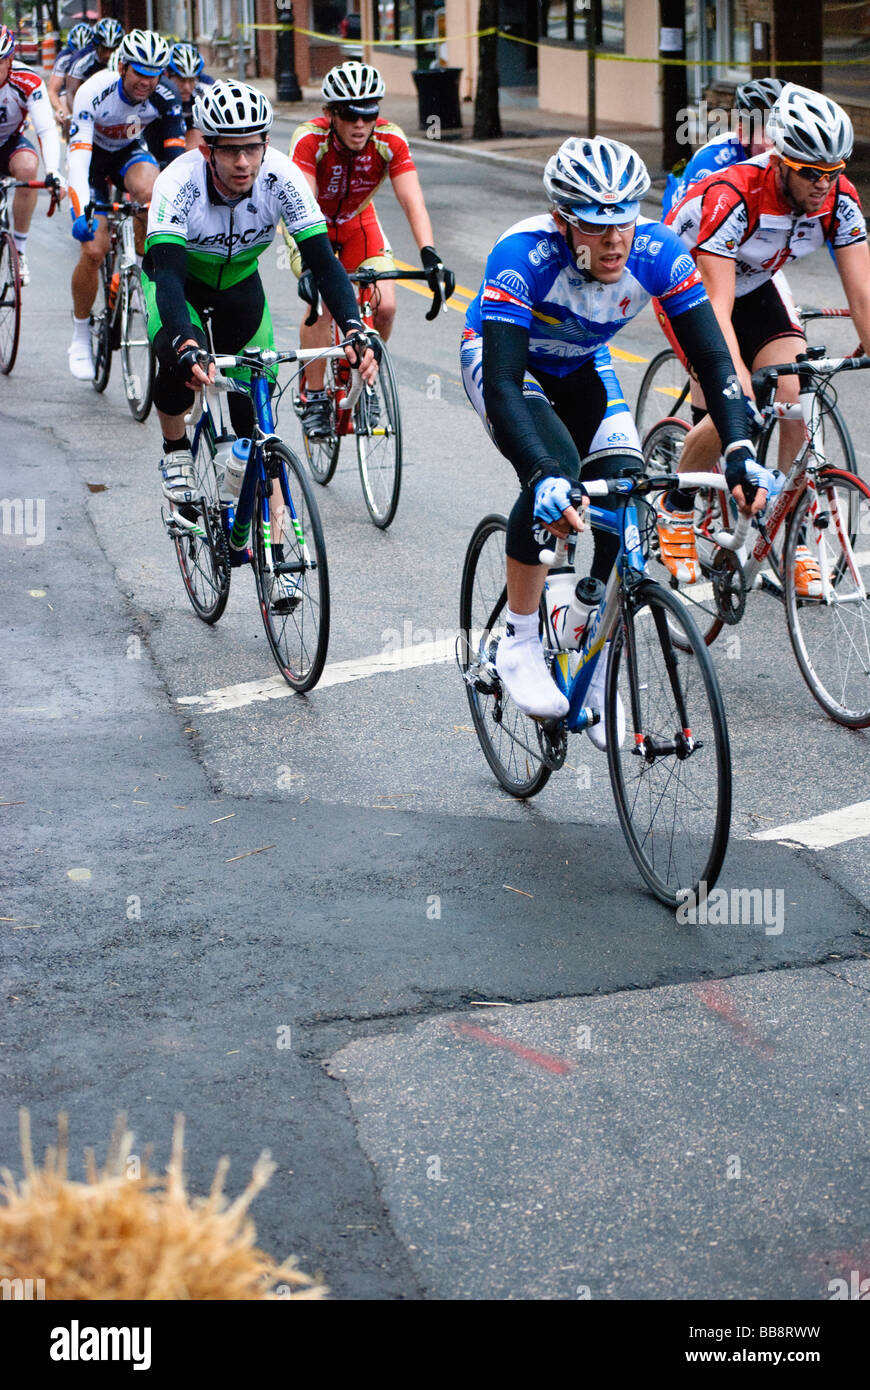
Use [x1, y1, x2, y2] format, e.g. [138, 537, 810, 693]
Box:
[333, 104, 379, 122]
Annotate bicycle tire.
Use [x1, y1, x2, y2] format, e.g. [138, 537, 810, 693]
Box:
[253, 441, 330, 692]
[120, 266, 155, 422]
[642, 416, 727, 650]
[459, 513, 552, 798]
[0, 231, 21, 374]
[607, 579, 731, 907]
[91, 258, 112, 394]
[636, 348, 692, 439]
[783, 468, 870, 728]
[300, 361, 341, 484]
[356, 339, 402, 529]
[171, 424, 230, 624]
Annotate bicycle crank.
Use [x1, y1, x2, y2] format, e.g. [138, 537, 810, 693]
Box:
[711, 548, 746, 624]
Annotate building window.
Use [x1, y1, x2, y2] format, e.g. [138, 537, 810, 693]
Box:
[685, 1, 750, 103]
[824, 0, 870, 108]
[539, 0, 624, 52]
[375, 0, 443, 58]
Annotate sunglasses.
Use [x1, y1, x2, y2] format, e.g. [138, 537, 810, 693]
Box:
[780, 155, 845, 184]
[564, 213, 636, 235]
[212, 141, 266, 159]
[334, 105, 379, 123]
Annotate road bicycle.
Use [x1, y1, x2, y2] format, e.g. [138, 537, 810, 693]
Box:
[458, 464, 733, 906]
[634, 304, 855, 444]
[0, 176, 60, 373]
[293, 264, 446, 529]
[162, 317, 360, 691]
[88, 199, 155, 421]
[643, 351, 870, 728]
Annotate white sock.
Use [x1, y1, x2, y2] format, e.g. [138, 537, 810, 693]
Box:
[13, 232, 27, 253]
[72, 315, 90, 344]
[505, 608, 538, 642]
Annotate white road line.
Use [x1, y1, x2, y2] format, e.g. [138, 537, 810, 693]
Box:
[751, 799, 870, 849]
[178, 638, 457, 714]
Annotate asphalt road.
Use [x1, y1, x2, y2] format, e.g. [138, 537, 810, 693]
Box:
[1, 129, 869, 1301]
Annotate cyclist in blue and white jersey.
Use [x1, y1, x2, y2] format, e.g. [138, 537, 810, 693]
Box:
[47, 23, 94, 131]
[461, 136, 760, 726]
[64, 18, 125, 107]
[163, 43, 215, 151]
[662, 77, 783, 215]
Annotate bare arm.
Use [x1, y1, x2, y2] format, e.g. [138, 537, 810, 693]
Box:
[695, 251, 754, 397]
[834, 239, 870, 352]
[390, 168, 434, 252]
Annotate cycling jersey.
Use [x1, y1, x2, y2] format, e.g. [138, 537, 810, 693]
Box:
[68, 50, 109, 85]
[0, 62, 61, 172]
[663, 133, 747, 215]
[53, 41, 95, 79]
[145, 145, 326, 290]
[67, 70, 185, 216]
[666, 149, 866, 296]
[164, 72, 215, 128]
[465, 213, 708, 378]
[289, 116, 416, 226]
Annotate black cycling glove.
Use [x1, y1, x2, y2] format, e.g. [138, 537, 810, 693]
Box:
[421, 244, 456, 301]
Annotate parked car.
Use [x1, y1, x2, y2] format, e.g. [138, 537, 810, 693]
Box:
[339, 12, 361, 39]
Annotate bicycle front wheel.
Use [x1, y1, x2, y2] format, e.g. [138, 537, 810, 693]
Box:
[784, 469, 870, 727]
[91, 261, 112, 394]
[171, 424, 230, 624]
[459, 514, 552, 798]
[356, 340, 402, 529]
[254, 441, 330, 692]
[0, 232, 21, 374]
[607, 580, 731, 907]
[636, 349, 693, 439]
[120, 266, 155, 421]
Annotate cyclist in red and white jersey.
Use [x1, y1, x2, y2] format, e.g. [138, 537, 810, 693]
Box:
[286, 60, 453, 436]
[0, 25, 65, 286]
[659, 84, 870, 592]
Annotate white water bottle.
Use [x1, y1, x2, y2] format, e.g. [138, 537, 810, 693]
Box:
[544, 569, 577, 648]
[212, 436, 236, 497]
[563, 576, 605, 650]
[222, 437, 251, 499]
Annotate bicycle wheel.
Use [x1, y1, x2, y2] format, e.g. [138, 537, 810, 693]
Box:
[253, 441, 330, 692]
[120, 266, 155, 422]
[170, 425, 230, 624]
[459, 514, 552, 797]
[636, 348, 693, 439]
[91, 260, 112, 394]
[0, 231, 21, 374]
[299, 362, 340, 485]
[642, 416, 729, 649]
[784, 468, 870, 728]
[356, 340, 402, 529]
[607, 580, 731, 907]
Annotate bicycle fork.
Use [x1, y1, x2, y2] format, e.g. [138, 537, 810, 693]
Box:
[624, 594, 698, 763]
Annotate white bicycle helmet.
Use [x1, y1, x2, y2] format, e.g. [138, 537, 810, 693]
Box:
[544, 136, 650, 224]
[118, 29, 170, 73]
[735, 77, 784, 114]
[0, 24, 15, 58]
[321, 61, 385, 107]
[169, 42, 204, 78]
[767, 83, 853, 164]
[94, 18, 124, 50]
[193, 80, 273, 139]
[67, 23, 94, 51]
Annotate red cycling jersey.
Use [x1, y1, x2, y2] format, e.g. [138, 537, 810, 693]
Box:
[665, 149, 866, 297]
[289, 116, 416, 227]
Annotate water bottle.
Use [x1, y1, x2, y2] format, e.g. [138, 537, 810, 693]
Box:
[564, 576, 606, 650]
[212, 435, 236, 498]
[222, 437, 251, 499]
[544, 568, 577, 648]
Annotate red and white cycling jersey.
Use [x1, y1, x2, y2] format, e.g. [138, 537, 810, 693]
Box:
[665, 149, 866, 296]
[289, 116, 416, 226]
[0, 61, 61, 168]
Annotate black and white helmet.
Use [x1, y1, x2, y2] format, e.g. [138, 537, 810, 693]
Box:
[544, 137, 650, 224]
[94, 18, 124, 50]
[321, 61, 385, 105]
[193, 80, 273, 139]
[169, 42, 204, 78]
[735, 77, 784, 114]
[767, 83, 853, 164]
[118, 29, 170, 73]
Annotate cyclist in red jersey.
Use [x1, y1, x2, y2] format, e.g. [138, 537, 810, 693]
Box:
[285, 60, 453, 436]
[657, 84, 870, 593]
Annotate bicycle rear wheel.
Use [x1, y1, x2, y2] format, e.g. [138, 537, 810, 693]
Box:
[459, 514, 552, 797]
[170, 423, 230, 623]
[0, 231, 21, 374]
[91, 260, 112, 394]
[607, 580, 731, 907]
[356, 340, 402, 529]
[299, 362, 340, 484]
[636, 348, 693, 439]
[120, 266, 155, 421]
[784, 469, 870, 728]
[254, 441, 330, 692]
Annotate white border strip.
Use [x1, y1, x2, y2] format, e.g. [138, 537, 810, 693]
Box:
[752, 799, 870, 849]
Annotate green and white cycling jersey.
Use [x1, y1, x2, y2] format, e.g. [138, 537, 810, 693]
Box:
[144, 146, 327, 289]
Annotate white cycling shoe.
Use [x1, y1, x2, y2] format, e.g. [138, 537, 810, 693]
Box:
[161, 449, 197, 503]
[495, 635, 569, 720]
[17, 253, 29, 287]
[585, 641, 626, 751]
[68, 338, 95, 380]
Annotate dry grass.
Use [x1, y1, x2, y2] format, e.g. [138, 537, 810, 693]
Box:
[0, 1111, 326, 1300]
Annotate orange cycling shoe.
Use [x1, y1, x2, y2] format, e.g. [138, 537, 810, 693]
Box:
[655, 495, 700, 584]
[793, 544, 826, 598]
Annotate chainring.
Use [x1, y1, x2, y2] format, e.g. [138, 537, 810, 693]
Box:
[711, 547, 746, 624]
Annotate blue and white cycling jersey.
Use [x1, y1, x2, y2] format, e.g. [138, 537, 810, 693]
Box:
[465, 213, 708, 380]
[662, 133, 747, 216]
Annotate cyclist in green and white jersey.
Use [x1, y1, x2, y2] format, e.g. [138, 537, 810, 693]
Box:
[143, 79, 379, 510]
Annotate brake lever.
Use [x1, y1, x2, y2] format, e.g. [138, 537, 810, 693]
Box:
[425, 268, 444, 322]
